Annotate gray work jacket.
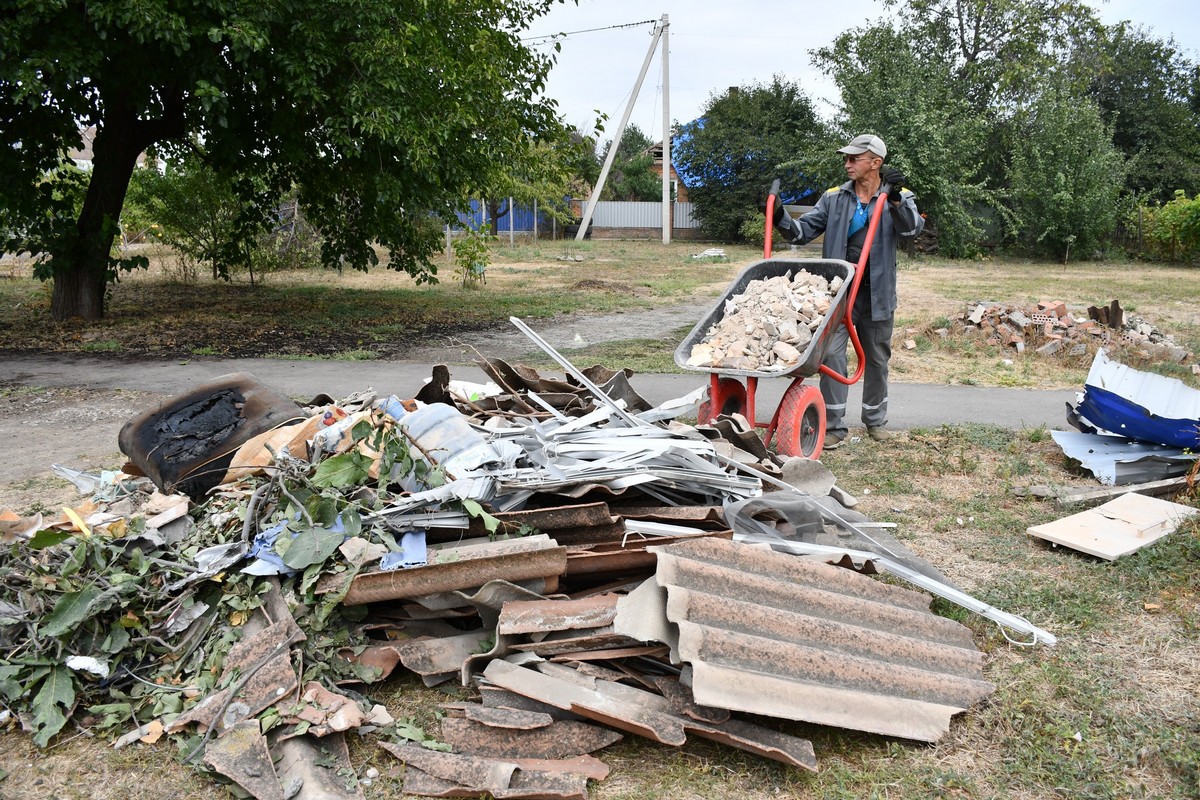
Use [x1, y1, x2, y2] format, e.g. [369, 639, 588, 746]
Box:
[776, 181, 924, 321]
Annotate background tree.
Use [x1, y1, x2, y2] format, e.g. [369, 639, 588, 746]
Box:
[884, 0, 1100, 112]
[125, 153, 324, 281]
[480, 130, 587, 235]
[673, 77, 829, 242]
[1007, 84, 1125, 262]
[599, 124, 662, 202]
[813, 23, 993, 257]
[1068, 23, 1200, 203]
[125, 156, 247, 282]
[0, 0, 569, 321]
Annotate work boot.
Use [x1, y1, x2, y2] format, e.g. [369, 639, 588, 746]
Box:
[823, 431, 845, 450]
[867, 426, 893, 442]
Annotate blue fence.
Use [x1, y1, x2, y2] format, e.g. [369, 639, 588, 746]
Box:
[454, 199, 558, 234]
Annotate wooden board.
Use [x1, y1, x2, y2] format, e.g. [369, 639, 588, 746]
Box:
[1028, 492, 1197, 560]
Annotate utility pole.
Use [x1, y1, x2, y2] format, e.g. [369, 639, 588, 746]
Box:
[575, 15, 669, 242]
[660, 14, 670, 244]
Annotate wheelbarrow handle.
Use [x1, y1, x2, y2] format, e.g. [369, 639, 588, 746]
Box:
[764, 179, 781, 258]
[821, 184, 889, 386]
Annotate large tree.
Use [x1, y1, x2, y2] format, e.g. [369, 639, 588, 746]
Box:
[1008, 83, 1125, 262]
[1, 0, 570, 320]
[813, 23, 993, 257]
[1068, 23, 1200, 203]
[599, 124, 661, 202]
[883, 0, 1100, 112]
[673, 77, 829, 242]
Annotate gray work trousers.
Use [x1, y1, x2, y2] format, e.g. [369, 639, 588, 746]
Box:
[820, 289, 893, 435]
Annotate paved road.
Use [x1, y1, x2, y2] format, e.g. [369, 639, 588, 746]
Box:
[5, 353, 1077, 432]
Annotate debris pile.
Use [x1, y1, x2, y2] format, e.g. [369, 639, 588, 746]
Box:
[0, 327, 1054, 799]
[686, 270, 841, 372]
[953, 299, 1193, 364]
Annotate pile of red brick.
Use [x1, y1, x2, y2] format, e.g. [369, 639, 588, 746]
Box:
[946, 299, 1193, 365]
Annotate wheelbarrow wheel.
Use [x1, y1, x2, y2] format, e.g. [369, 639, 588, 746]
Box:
[697, 378, 748, 425]
[775, 382, 826, 459]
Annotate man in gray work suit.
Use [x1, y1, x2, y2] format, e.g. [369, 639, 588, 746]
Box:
[770, 134, 924, 449]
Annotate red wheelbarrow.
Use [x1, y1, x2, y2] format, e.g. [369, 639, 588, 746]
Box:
[673, 182, 888, 459]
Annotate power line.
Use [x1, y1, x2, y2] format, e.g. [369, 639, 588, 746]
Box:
[522, 19, 659, 46]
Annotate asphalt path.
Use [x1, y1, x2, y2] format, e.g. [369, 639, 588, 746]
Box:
[5, 353, 1077, 432]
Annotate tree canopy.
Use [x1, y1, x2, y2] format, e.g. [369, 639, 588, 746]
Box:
[673, 78, 830, 242]
[1070, 23, 1200, 202]
[598, 124, 662, 202]
[813, 22, 992, 257]
[811, 0, 1197, 258]
[1, 0, 571, 320]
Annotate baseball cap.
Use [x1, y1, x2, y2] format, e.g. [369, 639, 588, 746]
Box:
[836, 134, 887, 159]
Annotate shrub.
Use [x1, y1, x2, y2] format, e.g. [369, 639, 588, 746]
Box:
[452, 223, 491, 288]
[1137, 191, 1200, 263]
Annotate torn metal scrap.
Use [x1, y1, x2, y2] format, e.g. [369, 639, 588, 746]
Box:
[1050, 429, 1197, 486]
[167, 617, 302, 735]
[481, 658, 818, 771]
[438, 716, 623, 760]
[274, 732, 365, 800]
[721, 489, 1057, 647]
[1069, 349, 1200, 449]
[202, 720, 284, 800]
[338, 535, 568, 606]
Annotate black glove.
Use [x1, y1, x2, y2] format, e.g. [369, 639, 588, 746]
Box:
[881, 167, 906, 204]
[757, 186, 786, 225]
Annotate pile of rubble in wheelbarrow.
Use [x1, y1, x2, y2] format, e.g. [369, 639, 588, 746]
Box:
[0, 326, 1056, 800]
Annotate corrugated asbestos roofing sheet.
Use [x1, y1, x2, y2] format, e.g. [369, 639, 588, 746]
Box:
[625, 537, 994, 743]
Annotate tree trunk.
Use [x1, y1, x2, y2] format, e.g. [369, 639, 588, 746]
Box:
[485, 199, 509, 235]
[50, 88, 184, 321]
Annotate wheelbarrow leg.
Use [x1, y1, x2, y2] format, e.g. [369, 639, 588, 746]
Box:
[697, 374, 748, 425]
[768, 379, 826, 459]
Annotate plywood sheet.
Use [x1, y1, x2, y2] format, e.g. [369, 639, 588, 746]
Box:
[1027, 491, 1198, 560]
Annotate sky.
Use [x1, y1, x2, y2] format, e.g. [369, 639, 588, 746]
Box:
[522, 0, 1200, 146]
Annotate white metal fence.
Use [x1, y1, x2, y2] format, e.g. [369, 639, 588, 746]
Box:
[591, 201, 699, 229]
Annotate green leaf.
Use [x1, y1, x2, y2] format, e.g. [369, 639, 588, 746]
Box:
[351, 419, 374, 442]
[281, 526, 345, 570]
[39, 586, 102, 638]
[28, 529, 73, 549]
[312, 451, 370, 489]
[101, 625, 131, 654]
[31, 666, 76, 747]
[461, 498, 500, 534]
[340, 508, 362, 539]
[0, 664, 25, 701]
[87, 701, 134, 729]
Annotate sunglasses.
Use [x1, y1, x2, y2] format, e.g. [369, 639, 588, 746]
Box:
[843, 154, 874, 163]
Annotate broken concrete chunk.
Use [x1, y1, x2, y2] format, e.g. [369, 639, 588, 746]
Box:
[688, 268, 836, 372]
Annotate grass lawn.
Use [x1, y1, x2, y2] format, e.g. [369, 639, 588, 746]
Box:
[2, 240, 1196, 389]
[1, 240, 1198, 799]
